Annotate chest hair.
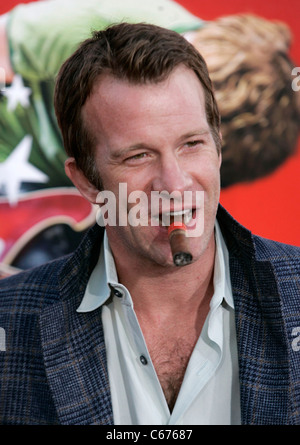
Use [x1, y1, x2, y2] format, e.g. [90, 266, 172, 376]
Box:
[147, 334, 198, 412]
[136, 286, 212, 411]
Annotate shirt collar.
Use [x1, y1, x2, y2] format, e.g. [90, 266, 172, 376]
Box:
[213, 220, 234, 310]
[77, 222, 234, 313]
[76, 231, 118, 312]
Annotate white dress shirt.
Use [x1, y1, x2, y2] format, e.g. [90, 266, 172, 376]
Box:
[77, 222, 241, 424]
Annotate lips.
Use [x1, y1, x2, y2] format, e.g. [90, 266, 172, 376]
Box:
[163, 209, 193, 225]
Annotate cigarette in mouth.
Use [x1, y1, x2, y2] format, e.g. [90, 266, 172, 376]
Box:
[167, 221, 193, 267]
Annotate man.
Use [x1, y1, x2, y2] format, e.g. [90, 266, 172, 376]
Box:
[0, 23, 299, 425]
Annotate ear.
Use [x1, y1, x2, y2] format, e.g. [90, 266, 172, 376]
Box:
[65, 157, 99, 204]
[218, 131, 222, 168]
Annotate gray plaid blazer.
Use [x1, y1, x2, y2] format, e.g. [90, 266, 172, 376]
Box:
[0, 205, 299, 425]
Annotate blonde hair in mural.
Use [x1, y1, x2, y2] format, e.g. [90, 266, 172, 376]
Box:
[192, 14, 300, 187]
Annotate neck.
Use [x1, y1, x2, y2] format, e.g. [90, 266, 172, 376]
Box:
[111, 236, 216, 315]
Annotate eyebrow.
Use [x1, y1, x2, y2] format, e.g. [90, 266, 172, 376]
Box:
[110, 143, 148, 160]
[180, 130, 211, 139]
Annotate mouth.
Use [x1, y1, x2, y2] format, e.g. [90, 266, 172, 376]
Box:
[152, 208, 195, 227]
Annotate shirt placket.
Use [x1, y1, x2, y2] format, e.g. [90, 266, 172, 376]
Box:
[116, 286, 171, 419]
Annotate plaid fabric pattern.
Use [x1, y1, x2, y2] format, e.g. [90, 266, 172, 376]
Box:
[218, 207, 300, 425]
[0, 205, 299, 424]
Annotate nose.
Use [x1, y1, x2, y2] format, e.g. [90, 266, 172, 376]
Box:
[151, 153, 193, 195]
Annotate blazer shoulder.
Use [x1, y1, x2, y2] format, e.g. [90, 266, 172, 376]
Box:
[253, 236, 300, 298]
[0, 223, 103, 313]
[253, 235, 300, 263]
[0, 255, 71, 311]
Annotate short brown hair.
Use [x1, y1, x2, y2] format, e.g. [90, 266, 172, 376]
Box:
[54, 22, 221, 189]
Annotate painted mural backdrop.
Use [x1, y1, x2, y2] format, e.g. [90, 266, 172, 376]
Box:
[0, 0, 299, 277]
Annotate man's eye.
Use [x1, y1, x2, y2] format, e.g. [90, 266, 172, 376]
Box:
[186, 140, 202, 147]
[132, 153, 146, 159]
[125, 152, 148, 162]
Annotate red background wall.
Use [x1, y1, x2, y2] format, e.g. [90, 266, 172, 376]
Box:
[1, 0, 299, 246]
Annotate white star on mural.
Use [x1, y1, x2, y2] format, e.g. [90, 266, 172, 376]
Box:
[0, 135, 48, 205]
[2, 74, 32, 111]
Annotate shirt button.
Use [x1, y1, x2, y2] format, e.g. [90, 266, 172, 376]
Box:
[140, 355, 148, 365]
[109, 284, 123, 298]
[113, 288, 123, 298]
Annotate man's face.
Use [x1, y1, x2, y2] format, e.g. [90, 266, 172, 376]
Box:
[82, 65, 221, 268]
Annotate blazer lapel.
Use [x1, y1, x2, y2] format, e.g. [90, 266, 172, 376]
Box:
[39, 224, 114, 425]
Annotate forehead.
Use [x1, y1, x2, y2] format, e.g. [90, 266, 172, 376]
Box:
[82, 65, 208, 142]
